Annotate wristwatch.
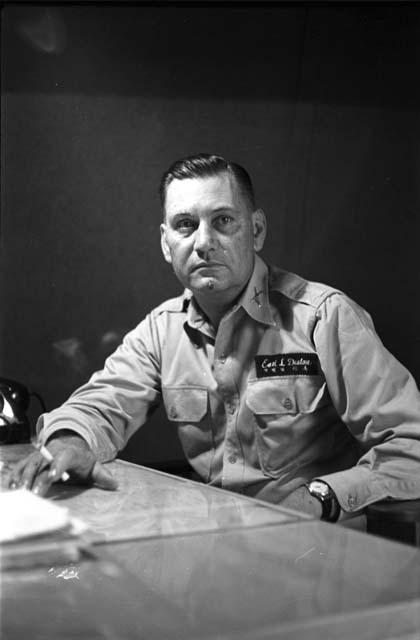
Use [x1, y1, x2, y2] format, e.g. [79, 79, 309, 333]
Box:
[306, 480, 341, 522]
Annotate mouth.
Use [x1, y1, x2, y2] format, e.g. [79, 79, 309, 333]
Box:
[191, 263, 224, 272]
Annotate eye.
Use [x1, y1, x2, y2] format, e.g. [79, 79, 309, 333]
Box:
[175, 218, 196, 233]
[214, 214, 235, 231]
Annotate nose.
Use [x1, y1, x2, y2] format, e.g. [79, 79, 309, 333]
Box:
[193, 221, 217, 257]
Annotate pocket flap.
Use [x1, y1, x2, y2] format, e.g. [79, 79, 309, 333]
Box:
[162, 386, 208, 422]
[246, 378, 326, 415]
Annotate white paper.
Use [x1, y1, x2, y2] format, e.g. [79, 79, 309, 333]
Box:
[0, 488, 71, 543]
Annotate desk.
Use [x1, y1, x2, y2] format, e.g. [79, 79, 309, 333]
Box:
[2, 445, 420, 639]
[0, 444, 304, 542]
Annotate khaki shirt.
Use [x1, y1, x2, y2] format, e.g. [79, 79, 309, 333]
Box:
[39, 256, 420, 513]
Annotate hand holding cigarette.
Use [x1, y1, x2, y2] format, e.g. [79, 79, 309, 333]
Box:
[38, 445, 70, 482]
[9, 432, 118, 496]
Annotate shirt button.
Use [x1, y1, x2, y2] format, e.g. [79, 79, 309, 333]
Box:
[283, 398, 293, 410]
[227, 403, 236, 414]
[228, 455, 237, 464]
[348, 495, 357, 510]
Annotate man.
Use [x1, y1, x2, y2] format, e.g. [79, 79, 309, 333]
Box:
[10, 153, 420, 521]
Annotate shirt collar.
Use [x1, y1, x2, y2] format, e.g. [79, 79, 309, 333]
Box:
[239, 255, 276, 326]
[185, 293, 207, 329]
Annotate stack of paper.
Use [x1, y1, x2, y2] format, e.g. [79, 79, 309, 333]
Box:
[0, 489, 88, 569]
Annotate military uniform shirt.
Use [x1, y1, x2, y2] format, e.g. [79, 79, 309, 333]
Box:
[38, 256, 420, 513]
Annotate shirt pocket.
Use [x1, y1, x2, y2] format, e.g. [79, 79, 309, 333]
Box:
[162, 386, 208, 422]
[245, 377, 329, 478]
[162, 386, 213, 482]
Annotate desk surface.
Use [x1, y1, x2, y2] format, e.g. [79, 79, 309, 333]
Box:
[0, 444, 303, 542]
[2, 445, 420, 639]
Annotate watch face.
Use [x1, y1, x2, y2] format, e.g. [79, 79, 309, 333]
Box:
[310, 481, 330, 497]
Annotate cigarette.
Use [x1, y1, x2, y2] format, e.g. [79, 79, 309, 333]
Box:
[39, 445, 70, 482]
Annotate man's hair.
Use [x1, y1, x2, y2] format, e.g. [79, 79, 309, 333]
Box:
[159, 153, 256, 210]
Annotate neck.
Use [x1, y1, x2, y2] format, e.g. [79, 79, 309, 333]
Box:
[194, 288, 243, 330]
[196, 302, 229, 330]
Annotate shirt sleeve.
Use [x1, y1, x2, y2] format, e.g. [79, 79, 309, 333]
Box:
[313, 292, 420, 513]
[37, 313, 162, 462]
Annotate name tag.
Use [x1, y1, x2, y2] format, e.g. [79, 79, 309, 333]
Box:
[255, 353, 319, 377]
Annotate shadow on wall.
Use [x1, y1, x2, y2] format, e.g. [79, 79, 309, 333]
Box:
[52, 331, 123, 388]
[15, 6, 67, 55]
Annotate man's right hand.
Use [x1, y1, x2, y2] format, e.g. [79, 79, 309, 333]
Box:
[8, 430, 118, 496]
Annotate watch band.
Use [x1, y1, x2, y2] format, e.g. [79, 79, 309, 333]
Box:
[306, 480, 341, 523]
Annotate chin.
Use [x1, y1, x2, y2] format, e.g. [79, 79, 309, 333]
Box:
[190, 276, 224, 292]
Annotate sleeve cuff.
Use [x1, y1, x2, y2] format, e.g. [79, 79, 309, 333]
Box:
[36, 408, 117, 463]
[317, 466, 384, 513]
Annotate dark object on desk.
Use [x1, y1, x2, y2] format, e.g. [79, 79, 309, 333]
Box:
[0, 378, 32, 444]
[366, 499, 420, 547]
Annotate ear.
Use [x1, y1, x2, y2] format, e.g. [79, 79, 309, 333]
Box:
[160, 223, 172, 264]
[251, 209, 266, 252]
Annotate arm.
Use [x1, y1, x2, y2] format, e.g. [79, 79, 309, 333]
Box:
[10, 313, 162, 493]
[313, 293, 420, 514]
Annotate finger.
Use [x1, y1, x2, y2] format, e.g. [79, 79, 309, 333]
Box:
[90, 462, 118, 491]
[9, 453, 40, 489]
[9, 460, 26, 489]
[9, 455, 45, 489]
[18, 455, 47, 491]
[47, 449, 74, 482]
[32, 468, 54, 497]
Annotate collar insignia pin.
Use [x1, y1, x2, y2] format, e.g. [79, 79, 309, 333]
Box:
[251, 287, 264, 308]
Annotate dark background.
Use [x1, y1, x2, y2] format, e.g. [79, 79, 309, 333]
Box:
[2, 2, 420, 467]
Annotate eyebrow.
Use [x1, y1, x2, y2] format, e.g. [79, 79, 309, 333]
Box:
[212, 206, 236, 213]
[170, 212, 195, 223]
[170, 206, 236, 220]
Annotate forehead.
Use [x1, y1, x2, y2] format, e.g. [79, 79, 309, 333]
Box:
[164, 173, 248, 217]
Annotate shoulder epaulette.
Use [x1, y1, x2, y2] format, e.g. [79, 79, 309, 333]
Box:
[268, 266, 343, 310]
